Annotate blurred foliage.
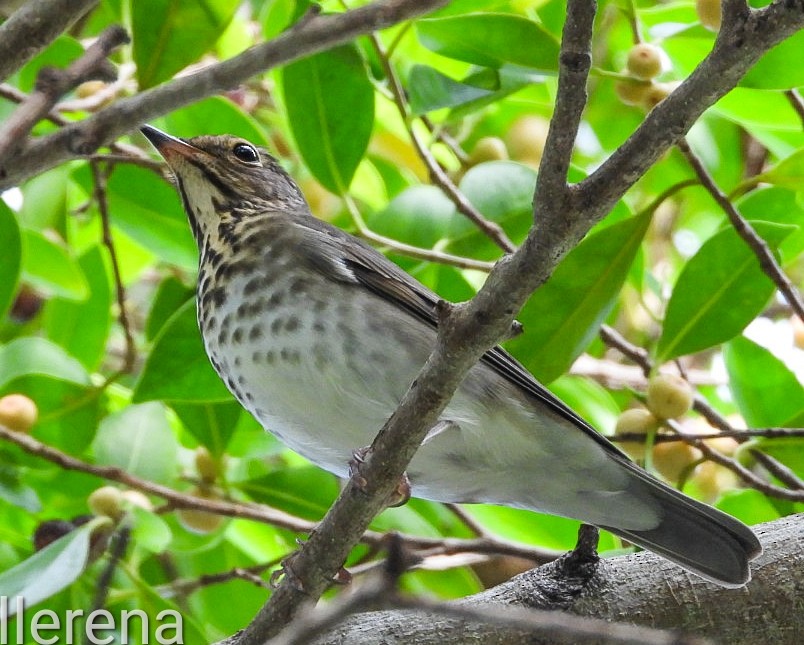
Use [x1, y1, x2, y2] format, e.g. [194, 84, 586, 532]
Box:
[0, 0, 803, 642]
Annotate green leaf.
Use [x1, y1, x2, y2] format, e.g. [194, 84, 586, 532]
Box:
[0, 519, 97, 614]
[0, 465, 41, 512]
[0, 337, 89, 391]
[129, 505, 172, 553]
[446, 161, 537, 260]
[368, 185, 455, 248]
[21, 229, 89, 300]
[716, 489, 783, 525]
[106, 165, 197, 271]
[17, 36, 83, 92]
[656, 222, 795, 362]
[163, 96, 269, 145]
[281, 43, 374, 194]
[0, 201, 21, 321]
[42, 247, 112, 371]
[723, 336, 804, 428]
[146, 275, 195, 341]
[416, 13, 559, 70]
[132, 0, 238, 89]
[736, 187, 804, 260]
[172, 401, 242, 456]
[740, 30, 804, 90]
[755, 148, 804, 191]
[506, 213, 650, 383]
[93, 403, 179, 483]
[19, 167, 69, 230]
[407, 65, 493, 115]
[239, 466, 338, 520]
[749, 437, 804, 480]
[133, 299, 232, 403]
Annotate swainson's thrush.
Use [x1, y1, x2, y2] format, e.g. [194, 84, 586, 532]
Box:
[141, 125, 761, 587]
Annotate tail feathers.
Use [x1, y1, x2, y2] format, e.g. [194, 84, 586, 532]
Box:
[601, 467, 762, 588]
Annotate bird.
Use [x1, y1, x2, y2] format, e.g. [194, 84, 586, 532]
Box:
[140, 124, 762, 587]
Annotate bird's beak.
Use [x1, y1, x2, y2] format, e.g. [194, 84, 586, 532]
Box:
[140, 124, 202, 163]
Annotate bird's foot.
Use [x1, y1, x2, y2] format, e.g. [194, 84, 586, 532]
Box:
[349, 446, 412, 508]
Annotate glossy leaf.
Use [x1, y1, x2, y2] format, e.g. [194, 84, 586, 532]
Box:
[133, 299, 232, 403]
[146, 275, 195, 341]
[42, 247, 112, 371]
[163, 96, 269, 144]
[417, 13, 559, 70]
[172, 400, 242, 456]
[736, 187, 804, 260]
[0, 337, 89, 390]
[446, 161, 537, 260]
[723, 335, 804, 428]
[407, 65, 493, 115]
[0, 519, 96, 614]
[93, 402, 179, 483]
[281, 43, 374, 194]
[21, 229, 89, 300]
[0, 466, 41, 512]
[741, 30, 804, 90]
[755, 148, 804, 191]
[506, 213, 650, 383]
[656, 222, 794, 362]
[106, 165, 197, 271]
[0, 201, 21, 321]
[132, 0, 238, 88]
[369, 185, 455, 248]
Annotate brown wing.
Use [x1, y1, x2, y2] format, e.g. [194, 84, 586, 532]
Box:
[296, 215, 626, 455]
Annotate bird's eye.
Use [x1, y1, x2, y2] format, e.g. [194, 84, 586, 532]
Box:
[232, 143, 260, 164]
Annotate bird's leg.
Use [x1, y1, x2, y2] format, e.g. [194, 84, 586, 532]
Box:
[349, 446, 412, 508]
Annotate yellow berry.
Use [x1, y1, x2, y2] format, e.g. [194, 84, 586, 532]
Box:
[121, 489, 154, 511]
[690, 461, 738, 503]
[506, 116, 550, 163]
[0, 394, 39, 433]
[652, 441, 702, 483]
[467, 137, 508, 167]
[646, 374, 694, 420]
[194, 446, 220, 483]
[614, 408, 659, 460]
[88, 486, 124, 521]
[614, 78, 653, 106]
[626, 43, 664, 80]
[75, 80, 107, 99]
[696, 0, 722, 31]
[642, 81, 680, 110]
[176, 486, 226, 534]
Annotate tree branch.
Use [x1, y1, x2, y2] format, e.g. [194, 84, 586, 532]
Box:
[306, 516, 803, 645]
[0, 0, 98, 83]
[677, 137, 804, 323]
[0, 0, 449, 188]
[0, 25, 128, 163]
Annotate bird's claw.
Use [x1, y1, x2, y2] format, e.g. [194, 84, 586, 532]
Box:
[349, 446, 411, 508]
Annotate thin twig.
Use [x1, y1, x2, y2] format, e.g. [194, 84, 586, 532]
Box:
[0, 424, 560, 563]
[785, 89, 804, 129]
[677, 138, 804, 322]
[599, 324, 804, 496]
[90, 161, 137, 377]
[344, 195, 495, 271]
[90, 526, 131, 619]
[0, 25, 129, 163]
[369, 33, 516, 253]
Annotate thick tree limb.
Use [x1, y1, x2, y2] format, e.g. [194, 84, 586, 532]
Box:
[307, 515, 804, 645]
[0, 0, 98, 83]
[0, 0, 449, 188]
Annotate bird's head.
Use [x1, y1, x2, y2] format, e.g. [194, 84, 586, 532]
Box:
[140, 125, 308, 244]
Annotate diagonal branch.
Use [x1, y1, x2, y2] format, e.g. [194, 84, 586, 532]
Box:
[0, 0, 99, 83]
[677, 137, 804, 322]
[0, 0, 450, 189]
[232, 2, 599, 643]
[0, 25, 129, 163]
